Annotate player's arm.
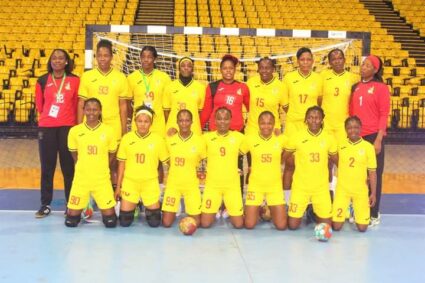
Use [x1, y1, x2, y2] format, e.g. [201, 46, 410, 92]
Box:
[70, 152, 78, 163]
[317, 95, 323, 106]
[119, 98, 128, 136]
[200, 85, 213, 129]
[329, 152, 338, 167]
[77, 97, 85, 124]
[281, 149, 294, 163]
[368, 170, 377, 207]
[115, 160, 125, 200]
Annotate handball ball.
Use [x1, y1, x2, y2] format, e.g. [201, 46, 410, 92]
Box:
[179, 217, 197, 236]
[314, 223, 333, 242]
[259, 205, 272, 221]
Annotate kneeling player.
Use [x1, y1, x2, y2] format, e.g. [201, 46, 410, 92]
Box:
[283, 106, 338, 230]
[65, 98, 118, 228]
[116, 105, 169, 227]
[201, 107, 244, 229]
[241, 111, 288, 230]
[162, 109, 206, 227]
[332, 116, 377, 232]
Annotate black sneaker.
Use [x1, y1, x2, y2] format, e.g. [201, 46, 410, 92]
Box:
[35, 205, 51, 218]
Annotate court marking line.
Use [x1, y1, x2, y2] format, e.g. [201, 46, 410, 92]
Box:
[230, 227, 255, 283]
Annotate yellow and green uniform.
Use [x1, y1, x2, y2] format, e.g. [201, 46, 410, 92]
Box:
[285, 128, 337, 218]
[67, 122, 117, 210]
[163, 79, 206, 136]
[321, 69, 359, 143]
[162, 132, 206, 215]
[282, 70, 323, 137]
[127, 69, 171, 136]
[240, 133, 287, 206]
[79, 68, 130, 142]
[117, 131, 169, 205]
[201, 131, 244, 216]
[333, 138, 377, 225]
[246, 75, 285, 136]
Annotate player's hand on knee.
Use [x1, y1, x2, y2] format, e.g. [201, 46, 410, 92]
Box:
[114, 188, 121, 201]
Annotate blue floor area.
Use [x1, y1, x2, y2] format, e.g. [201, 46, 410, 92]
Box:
[0, 212, 424, 283]
[1, 189, 424, 214]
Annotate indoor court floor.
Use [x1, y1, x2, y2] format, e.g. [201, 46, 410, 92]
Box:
[0, 140, 424, 283]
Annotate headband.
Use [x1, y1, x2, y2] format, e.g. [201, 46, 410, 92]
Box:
[366, 55, 380, 70]
[179, 57, 194, 65]
[135, 109, 153, 118]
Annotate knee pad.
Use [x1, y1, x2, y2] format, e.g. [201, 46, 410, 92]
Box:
[102, 213, 117, 228]
[145, 208, 161, 227]
[119, 210, 135, 227]
[65, 214, 81, 228]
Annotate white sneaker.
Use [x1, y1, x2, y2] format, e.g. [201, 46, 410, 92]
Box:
[221, 209, 229, 219]
[215, 210, 222, 219]
[369, 213, 381, 227]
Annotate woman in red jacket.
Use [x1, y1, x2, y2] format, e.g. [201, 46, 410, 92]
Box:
[35, 49, 80, 218]
[349, 55, 390, 227]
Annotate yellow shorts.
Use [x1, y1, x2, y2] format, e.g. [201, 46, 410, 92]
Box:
[103, 118, 122, 143]
[332, 190, 370, 225]
[288, 187, 332, 219]
[120, 177, 160, 206]
[245, 186, 285, 206]
[201, 186, 243, 216]
[67, 180, 116, 210]
[161, 185, 201, 215]
[324, 124, 346, 145]
[283, 120, 306, 138]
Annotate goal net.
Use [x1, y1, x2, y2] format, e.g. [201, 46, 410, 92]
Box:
[84, 25, 370, 84]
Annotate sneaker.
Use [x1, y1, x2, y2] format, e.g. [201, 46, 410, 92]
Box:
[221, 209, 229, 219]
[305, 204, 316, 224]
[215, 210, 222, 219]
[35, 205, 51, 218]
[348, 204, 355, 224]
[369, 213, 381, 227]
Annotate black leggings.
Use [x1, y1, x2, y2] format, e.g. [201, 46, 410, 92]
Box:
[363, 133, 385, 218]
[38, 126, 75, 206]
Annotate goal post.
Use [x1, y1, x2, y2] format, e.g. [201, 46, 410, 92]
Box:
[84, 25, 371, 83]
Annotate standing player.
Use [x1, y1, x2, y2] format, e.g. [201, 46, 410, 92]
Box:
[127, 46, 171, 136]
[349, 55, 390, 226]
[162, 109, 206, 227]
[201, 107, 245, 229]
[322, 49, 359, 144]
[115, 105, 169, 227]
[282, 47, 323, 191]
[241, 111, 287, 230]
[163, 57, 205, 136]
[35, 49, 79, 218]
[246, 57, 285, 136]
[77, 39, 130, 143]
[283, 106, 338, 230]
[77, 39, 130, 187]
[332, 116, 377, 232]
[65, 98, 118, 228]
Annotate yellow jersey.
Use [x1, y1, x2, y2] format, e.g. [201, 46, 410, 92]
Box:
[166, 132, 206, 187]
[337, 138, 376, 193]
[246, 75, 285, 135]
[203, 131, 244, 188]
[241, 133, 287, 189]
[282, 70, 323, 122]
[68, 122, 117, 184]
[285, 128, 337, 190]
[117, 131, 169, 181]
[78, 68, 130, 121]
[321, 70, 359, 130]
[163, 79, 206, 135]
[127, 69, 171, 135]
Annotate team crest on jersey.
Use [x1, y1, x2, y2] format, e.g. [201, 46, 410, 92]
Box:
[229, 138, 235, 144]
[272, 88, 278, 95]
[100, 134, 106, 141]
[358, 149, 365, 155]
[65, 82, 71, 91]
[237, 88, 242, 96]
[191, 146, 197, 153]
[368, 86, 375, 94]
[320, 140, 326, 148]
[148, 143, 154, 149]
